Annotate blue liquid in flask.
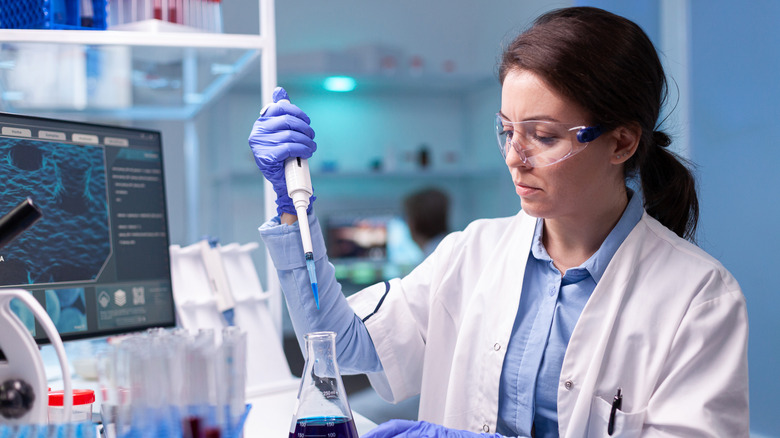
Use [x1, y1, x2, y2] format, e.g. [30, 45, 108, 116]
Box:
[289, 416, 359, 438]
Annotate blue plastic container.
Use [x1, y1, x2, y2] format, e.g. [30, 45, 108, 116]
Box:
[0, 0, 107, 30]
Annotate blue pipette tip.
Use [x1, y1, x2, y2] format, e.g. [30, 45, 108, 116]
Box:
[222, 308, 235, 326]
[312, 282, 319, 310]
[305, 255, 319, 310]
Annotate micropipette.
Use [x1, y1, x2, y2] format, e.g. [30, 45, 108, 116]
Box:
[278, 97, 319, 309]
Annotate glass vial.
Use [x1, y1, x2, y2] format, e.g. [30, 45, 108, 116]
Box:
[289, 332, 359, 438]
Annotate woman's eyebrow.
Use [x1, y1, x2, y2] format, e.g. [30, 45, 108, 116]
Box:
[499, 111, 561, 123]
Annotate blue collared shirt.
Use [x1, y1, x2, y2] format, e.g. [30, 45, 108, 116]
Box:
[496, 191, 644, 437]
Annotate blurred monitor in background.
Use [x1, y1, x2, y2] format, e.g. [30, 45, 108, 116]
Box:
[326, 215, 388, 261]
[324, 212, 423, 287]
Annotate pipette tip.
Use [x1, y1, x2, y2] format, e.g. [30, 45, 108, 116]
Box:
[305, 254, 319, 310]
[222, 308, 235, 326]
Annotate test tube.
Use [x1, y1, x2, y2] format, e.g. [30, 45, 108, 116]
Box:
[221, 327, 247, 434]
[183, 330, 217, 436]
[81, 0, 94, 27]
[154, 0, 163, 20]
[168, 0, 179, 23]
[97, 328, 247, 437]
[110, 339, 136, 437]
[168, 329, 191, 411]
[142, 0, 152, 21]
[147, 329, 179, 435]
[97, 350, 116, 437]
[209, 0, 222, 33]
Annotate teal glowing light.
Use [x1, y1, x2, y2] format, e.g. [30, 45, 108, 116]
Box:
[323, 76, 356, 92]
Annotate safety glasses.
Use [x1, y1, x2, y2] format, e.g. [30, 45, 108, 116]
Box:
[495, 113, 603, 168]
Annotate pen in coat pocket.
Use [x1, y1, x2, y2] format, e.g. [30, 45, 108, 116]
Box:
[608, 387, 622, 436]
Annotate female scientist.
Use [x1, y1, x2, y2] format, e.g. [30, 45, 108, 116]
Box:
[249, 7, 748, 437]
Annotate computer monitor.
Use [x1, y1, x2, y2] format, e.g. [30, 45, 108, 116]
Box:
[325, 214, 390, 261]
[0, 112, 176, 344]
[324, 212, 424, 286]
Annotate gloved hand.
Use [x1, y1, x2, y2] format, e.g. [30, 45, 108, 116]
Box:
[363, 419, 503, 438]
[248, 86, 317, 216]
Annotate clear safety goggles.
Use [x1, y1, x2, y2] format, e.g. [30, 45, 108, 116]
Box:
[495, 113, 604, 168]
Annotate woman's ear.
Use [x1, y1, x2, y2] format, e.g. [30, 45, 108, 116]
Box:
[609, 122, 641, 164]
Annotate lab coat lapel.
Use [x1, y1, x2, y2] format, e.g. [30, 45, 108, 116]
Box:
[457, 210, 535, 430]
[479, 210, 536, 350]
[557, 215, 643, 437]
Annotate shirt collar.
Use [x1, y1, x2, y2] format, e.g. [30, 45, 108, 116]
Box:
[530, 189, 643, 283]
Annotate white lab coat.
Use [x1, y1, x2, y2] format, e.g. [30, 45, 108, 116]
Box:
[346, 209, 748, 437]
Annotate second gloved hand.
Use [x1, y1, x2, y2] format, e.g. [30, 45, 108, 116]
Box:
[248, 87, 317, 216]
[363, 419, 504, 438]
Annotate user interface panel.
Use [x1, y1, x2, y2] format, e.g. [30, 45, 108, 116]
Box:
[0, 112, 175, 343]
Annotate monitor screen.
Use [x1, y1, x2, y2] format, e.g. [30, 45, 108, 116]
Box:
[325, 214, 390, 261]
[0, 112, 176, 344]
[324, 213, 423, 266]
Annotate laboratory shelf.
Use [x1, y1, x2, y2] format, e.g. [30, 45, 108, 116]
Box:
[0, 27, 268, 49]
[0, 27, 265, 120]
[213, 167, 503, 185]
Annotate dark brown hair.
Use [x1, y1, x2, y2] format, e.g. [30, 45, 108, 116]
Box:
[404, 188, 449, 241]
[499, 7, 698, 241]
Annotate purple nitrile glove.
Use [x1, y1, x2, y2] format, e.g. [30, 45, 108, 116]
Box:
[363, 419, 505, 438]
[248, 87, 317, 216]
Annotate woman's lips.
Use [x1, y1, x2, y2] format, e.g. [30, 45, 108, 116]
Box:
[515, 182, 541, 196]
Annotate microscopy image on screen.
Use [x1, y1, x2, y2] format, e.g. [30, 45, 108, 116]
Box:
[0, 138, 110, 286]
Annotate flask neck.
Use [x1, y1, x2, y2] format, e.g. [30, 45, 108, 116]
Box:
[304, 331, 340, 378]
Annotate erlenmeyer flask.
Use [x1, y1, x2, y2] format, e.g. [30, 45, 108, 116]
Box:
[290, 331, 359, 438]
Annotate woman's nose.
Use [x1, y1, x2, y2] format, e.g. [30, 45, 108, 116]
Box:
[505, 142, 531, 168]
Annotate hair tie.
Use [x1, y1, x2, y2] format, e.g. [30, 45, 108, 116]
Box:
[653, 130, 671, 148]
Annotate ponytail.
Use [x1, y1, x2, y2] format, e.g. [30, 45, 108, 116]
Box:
[637, 131, 699, 241]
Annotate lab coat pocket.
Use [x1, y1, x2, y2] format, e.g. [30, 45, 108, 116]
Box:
[586, 395, 646, 437]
